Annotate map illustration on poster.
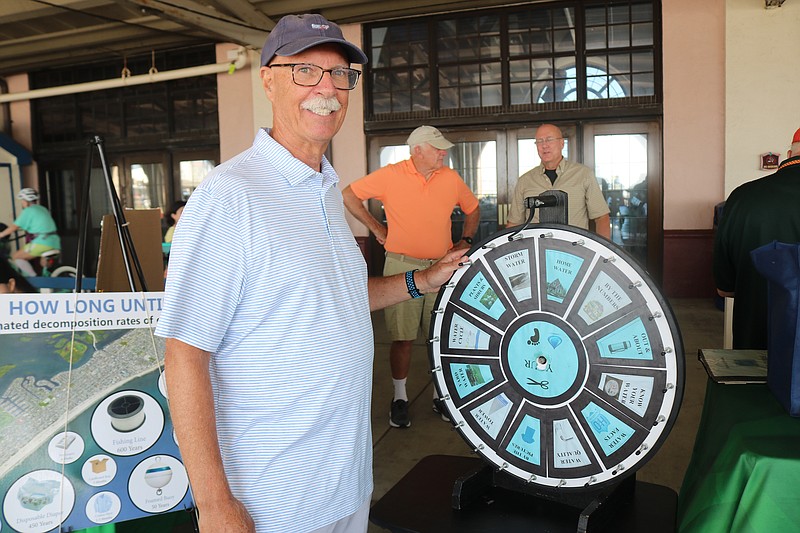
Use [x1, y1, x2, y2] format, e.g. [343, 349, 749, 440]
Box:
[0, 292, 193, 532]
[430, 225, 685, 490]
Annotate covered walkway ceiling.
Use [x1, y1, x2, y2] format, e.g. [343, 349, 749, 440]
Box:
[0, 0, 525, 76]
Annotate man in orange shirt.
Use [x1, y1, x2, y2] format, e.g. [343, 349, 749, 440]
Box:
[343, 125, 480, 428]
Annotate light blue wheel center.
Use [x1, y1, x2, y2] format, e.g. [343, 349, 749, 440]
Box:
[507, 321, 579, 398]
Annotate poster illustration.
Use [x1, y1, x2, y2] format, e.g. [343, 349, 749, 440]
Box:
[0, 292, 193, 532]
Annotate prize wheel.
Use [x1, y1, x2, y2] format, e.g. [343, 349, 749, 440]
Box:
[429, 224, 684, 490]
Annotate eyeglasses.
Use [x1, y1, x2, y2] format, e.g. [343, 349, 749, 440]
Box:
[534, 137, 563, 146]
[268, 63, 361, 90]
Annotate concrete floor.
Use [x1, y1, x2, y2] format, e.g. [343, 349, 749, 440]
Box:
[367, 298, 723, 532]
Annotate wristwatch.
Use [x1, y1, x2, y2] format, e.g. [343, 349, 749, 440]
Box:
[463, 236, 473, 244]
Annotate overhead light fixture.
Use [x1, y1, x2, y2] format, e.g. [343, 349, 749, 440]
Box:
[765, 0, 785, 8]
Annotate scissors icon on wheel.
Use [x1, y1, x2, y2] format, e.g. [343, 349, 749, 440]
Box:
[527, 378, 549, 389]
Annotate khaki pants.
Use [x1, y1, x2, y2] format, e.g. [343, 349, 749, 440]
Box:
[383, 253, 439, 341]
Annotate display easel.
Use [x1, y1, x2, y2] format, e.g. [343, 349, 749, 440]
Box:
[74, 135, 149, 293]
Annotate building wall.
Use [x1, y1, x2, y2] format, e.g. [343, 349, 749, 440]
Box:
[335, 24, 368, 234]
[725, 0, 800, 195]
[216, 44, 258, 162]
[5, 74, 36, 189]
[660, 0, 725, 297]
[660, 0, 800, 297]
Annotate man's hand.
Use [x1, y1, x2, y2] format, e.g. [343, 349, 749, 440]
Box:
[198, 497, 255, 532]
[416, 248, 469, 293]
[373, 224, 388, 245]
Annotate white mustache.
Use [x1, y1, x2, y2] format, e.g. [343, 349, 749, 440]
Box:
[301, 96, 342, 116]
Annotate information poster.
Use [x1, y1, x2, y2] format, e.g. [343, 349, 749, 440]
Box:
[0, 292, 193, 533]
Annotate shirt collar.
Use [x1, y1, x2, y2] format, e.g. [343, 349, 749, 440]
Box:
[255, 128, 339, 188]
[539, 157, 567, 176]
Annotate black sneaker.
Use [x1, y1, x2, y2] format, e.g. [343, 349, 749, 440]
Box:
[432, 398, 451, 423]
[389, 399, 411, 428]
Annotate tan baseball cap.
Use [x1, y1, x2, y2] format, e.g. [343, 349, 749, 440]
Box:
[406, 126, 454, 150]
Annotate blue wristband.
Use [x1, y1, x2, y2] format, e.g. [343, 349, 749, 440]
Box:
[405, 270, 423, 299]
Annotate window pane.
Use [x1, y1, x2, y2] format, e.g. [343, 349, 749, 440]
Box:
[608, 25, 630, 48]
[460, 85, 481, 108]
[481, 85, 502, 106]
[594, 133, 648, 265]
[459, 36, 480, 60]
[552, 7, 575, 29]
[587, 75, 610, 99]
[410, 41, 429, 64]
[379, 145, 410, 167]
[632, 73, 655, 96]
[632, 23, 653, 46]
[534, 80, 555, 103]
[481, 35, 501, 59]
[179, 160, 214, 200]
[609, 53, 631, 74]
[632, 52, 653, 72]
[509, 30, 529, 56]
[449, 141, 498, 242]
[439, 37, 459, 62]
[460, 64, 480, 85]
[373, 92, 391, 114]
[586, 26, 606, 50]
[439, 66, 459, 87]
[412, 68, 429, 92]
[372, 71, 390, 92]
[609, 5, 630, 24]
[554, 28, 576, 53]
[483, 62, 502, 84]
[510, 82, 532, 105]
[631, 3, 653, 22]
[392, 91, 411, 113]
[129, 163, 165, 210]
[585, 7, 606, 26]
[371, 27, 388, 46]
[412, 88, 430, 111]
[440, 87, 458, 109]
[533, 58, 554, 80]
[509, 59, 531, 81]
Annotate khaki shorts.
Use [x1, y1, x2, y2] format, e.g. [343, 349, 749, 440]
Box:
[383, 253, 439, 342]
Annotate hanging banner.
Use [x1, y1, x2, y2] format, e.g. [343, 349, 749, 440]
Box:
[0, 292, 193, 533]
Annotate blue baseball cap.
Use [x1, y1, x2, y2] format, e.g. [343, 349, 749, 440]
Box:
[260, 14, 368, 66]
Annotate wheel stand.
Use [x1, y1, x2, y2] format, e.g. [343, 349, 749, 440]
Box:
[452, 463, 636, 533]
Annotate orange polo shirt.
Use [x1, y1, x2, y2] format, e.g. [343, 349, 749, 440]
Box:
[349, 159, 479, 259]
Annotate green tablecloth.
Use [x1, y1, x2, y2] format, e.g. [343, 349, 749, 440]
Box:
[677, 381, 800, 532]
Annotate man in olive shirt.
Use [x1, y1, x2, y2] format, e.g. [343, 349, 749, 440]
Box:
[508, 124, 610, 238]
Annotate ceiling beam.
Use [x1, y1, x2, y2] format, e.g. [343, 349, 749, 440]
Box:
[209, 0, 275, 30]
[121, 0, 267, 47]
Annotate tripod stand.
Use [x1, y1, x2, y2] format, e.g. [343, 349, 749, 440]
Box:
[74, 135, 149, 293]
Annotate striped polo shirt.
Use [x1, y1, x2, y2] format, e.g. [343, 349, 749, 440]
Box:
[155, 128, 374, 532]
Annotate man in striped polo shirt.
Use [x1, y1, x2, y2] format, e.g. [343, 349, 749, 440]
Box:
[155, 14, 467, 533]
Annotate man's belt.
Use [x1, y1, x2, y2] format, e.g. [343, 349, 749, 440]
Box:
[385, 251, 436, 267]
